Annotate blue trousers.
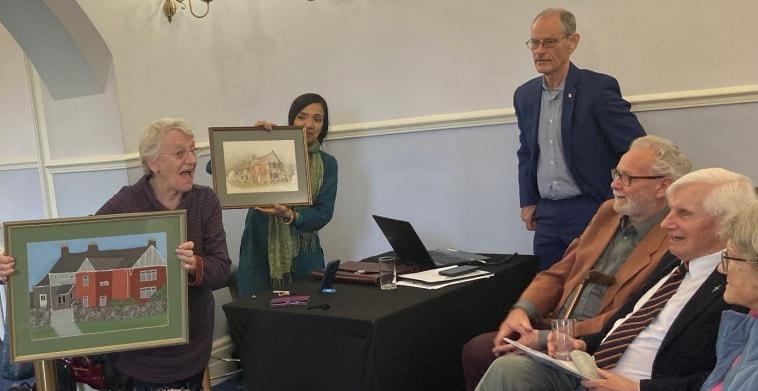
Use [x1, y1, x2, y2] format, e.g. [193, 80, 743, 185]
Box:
[533, 195, 600, 270]
[475, 354, 584, 390]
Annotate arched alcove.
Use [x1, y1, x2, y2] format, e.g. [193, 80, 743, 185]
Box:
[0, 0, 112, 99]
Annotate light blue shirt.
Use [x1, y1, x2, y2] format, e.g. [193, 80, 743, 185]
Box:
[536, 77, 582, 200]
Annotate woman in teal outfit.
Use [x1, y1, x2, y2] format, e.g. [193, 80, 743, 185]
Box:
[236, 93, 337, 297]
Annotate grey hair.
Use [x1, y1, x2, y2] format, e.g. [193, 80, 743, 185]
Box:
[721, 200, 758, 262]
[667, 168, 756, 219]
[534, 8, 576, 36]
[139, 117, 194, 175]
[629, 135, 692, 180]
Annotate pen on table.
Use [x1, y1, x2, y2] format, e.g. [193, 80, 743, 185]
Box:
[273, 290, 298, 296]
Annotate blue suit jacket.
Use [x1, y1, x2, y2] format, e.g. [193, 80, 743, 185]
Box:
[515, 63, 645, 207]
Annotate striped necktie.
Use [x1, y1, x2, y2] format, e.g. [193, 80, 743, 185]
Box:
[593, 262, 687, 369]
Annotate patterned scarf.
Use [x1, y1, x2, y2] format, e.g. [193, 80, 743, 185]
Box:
[267, 141, 324, 287]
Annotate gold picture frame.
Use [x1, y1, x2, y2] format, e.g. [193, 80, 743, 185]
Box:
[3, 210, 188, 362]
[208, 126, 312, 208]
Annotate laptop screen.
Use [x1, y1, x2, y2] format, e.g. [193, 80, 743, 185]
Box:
[372, 215, 436, 268]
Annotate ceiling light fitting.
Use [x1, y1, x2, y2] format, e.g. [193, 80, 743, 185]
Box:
[163, 0, 211, 23]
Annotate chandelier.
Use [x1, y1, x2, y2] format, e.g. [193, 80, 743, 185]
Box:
[163, 0, 212, 23]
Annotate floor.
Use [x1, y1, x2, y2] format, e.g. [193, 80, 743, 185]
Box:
[211, 371, 245, 390]
[0, 375, 35, 390]
[0, 372, 245, 390]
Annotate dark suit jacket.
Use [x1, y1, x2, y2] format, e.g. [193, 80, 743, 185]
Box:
[515, 62, 645, 207]
[584, 255, 738, 391]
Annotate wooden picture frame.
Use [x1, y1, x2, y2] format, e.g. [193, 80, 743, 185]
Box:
[208, 126, 312, 208]
[3, 210, 188, 362]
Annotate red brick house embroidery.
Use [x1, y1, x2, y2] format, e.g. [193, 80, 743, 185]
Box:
[31, 240, 167, 310]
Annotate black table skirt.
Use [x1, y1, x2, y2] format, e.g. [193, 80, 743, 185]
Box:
[223, 253, 537, 391]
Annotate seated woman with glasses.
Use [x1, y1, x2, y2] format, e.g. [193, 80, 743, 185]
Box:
[700, 200, 758, 391]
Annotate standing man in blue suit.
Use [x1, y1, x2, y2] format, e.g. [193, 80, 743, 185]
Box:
[516, 8, 646, 269]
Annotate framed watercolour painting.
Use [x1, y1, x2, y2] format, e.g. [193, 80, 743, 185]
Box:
[208, 126, 312, 208]
[3, 210, 188, 362]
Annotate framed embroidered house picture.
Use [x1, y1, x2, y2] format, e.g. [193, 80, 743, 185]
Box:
[209, 126, 312, 208]
[3, 210, 188, 362]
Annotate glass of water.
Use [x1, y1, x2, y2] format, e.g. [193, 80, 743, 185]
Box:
[378, 256, 397, 290]
[551, 318, 576, 360]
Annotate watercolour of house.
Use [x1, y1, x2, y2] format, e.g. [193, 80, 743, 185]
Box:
[31, 240, 167, 311]
[227, 150, 291, 185]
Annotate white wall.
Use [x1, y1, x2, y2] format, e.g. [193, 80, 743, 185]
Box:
[73, 0, 758, 147]
[0, 26, 37, 163]
[42, 65, 125, 161]
[2, 0, 758, 342]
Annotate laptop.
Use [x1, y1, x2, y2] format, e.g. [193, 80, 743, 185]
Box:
[372, 215, 489, 268]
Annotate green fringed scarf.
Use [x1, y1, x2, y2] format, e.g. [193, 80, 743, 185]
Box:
[267, 142, 324, 287]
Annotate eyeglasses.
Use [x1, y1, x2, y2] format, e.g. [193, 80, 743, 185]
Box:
[611, 169, 665, 187]
[163, 146, 198, 161]
[720, 250, 758, 272]
[525, 36, 568, 49]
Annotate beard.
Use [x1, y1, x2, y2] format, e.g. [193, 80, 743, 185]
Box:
[613, 196, 639, 217]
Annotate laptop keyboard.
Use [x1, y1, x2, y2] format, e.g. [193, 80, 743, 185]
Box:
[429, 250, 470, 266]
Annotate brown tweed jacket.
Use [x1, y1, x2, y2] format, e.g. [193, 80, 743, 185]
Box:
[519, 199, 670, 336]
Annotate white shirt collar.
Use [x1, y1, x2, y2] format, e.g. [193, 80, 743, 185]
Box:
[683, 250, 721, 279]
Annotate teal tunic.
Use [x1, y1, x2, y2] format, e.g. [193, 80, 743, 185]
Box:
[236, 151, 338, 297]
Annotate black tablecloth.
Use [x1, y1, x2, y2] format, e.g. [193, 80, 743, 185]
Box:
[223, 253, 537, 391]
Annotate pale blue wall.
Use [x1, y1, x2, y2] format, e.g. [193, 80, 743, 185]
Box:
[53, 169, 130, 217]
[0, 169, 45, 246]
[636, 102, 758, 179]
[2, 101, 758, 341]
[320, 123, 533, 263]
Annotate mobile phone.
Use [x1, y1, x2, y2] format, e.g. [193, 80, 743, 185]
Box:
[319, 259, 341, 293]
[438, 265, 478, 277]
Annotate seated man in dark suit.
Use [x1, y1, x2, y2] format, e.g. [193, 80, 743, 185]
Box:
[462, 135, 691, 390]
[476, 168, 756, 391]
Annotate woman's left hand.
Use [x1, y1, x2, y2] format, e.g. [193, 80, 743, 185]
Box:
[581, 369, 639, 391]
[176, 241, 197, 274]
[255, 204, 294, 220]
[0, 253, 15, 283]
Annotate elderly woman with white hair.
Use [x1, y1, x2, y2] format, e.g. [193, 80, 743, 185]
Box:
[96, 117, 231, 390]
[0, 118, 232, 390]
[92, 117, 231, 390]
[700, 199, 758, 391]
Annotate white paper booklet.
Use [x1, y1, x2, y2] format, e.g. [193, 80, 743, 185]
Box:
[503, 338, 599, 380]
[395, 274, 493, 290]
[398, 265, 492, 284]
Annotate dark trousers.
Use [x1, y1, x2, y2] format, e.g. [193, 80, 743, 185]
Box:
[132, 369, 205, 391]
[533, 195, 599, 270]
[461, 331, 499, 391]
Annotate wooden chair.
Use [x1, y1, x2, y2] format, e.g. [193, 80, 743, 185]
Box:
[202, 368, 211, 391]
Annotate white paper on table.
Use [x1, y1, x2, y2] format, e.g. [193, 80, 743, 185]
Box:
[398, 265, 493, 284]
[503, 338, 594, 380]
[396, 274, 493, 289]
